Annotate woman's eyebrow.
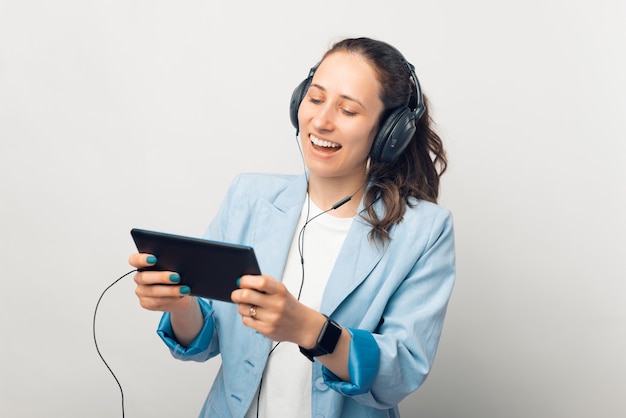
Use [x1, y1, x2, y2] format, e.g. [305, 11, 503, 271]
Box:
[309, 83, 366, 109]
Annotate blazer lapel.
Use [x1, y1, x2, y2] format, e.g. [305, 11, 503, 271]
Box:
[247, 176, 388, 315]
[250, 175, 307, 282]
[321, 204, 387, 314]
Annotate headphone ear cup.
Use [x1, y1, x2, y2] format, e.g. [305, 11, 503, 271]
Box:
[370, 108, 416, 163]
[290, 78, 311, 130]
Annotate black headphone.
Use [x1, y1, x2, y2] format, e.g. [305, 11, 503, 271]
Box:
[289, 61, 425, 163]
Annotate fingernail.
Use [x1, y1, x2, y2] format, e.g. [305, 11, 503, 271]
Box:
[179, 286, 191, 295]
[169, 273, 181, 283]
[236, 277, 241, 287]
[146, 255, 157, 265]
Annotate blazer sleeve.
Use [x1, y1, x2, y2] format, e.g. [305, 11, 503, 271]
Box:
[156, 297, 219, 362]
[323, 207, 456, 408]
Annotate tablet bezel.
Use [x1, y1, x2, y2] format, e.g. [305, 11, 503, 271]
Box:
[130, 228, 261, 303]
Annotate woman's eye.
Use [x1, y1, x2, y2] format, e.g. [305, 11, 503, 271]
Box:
[309, 97, 322, 104]
[342, 108, 356, 117]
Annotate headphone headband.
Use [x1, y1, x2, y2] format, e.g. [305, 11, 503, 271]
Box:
[406, 62, 425, 121]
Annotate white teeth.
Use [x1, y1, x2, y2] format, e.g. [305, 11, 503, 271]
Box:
[310, 135, 340, 148]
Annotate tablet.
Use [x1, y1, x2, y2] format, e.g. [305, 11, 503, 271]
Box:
[130, 228, 261, 302]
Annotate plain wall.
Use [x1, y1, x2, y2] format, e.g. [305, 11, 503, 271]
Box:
[1, 1, 624, 417]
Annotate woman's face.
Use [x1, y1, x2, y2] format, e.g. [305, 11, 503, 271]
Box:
[297, 51, 384, 184]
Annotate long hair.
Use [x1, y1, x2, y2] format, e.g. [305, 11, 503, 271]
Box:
[322, 38, 448, 244]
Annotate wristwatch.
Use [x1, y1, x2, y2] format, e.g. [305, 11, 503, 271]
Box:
[299, 315, 342, 362]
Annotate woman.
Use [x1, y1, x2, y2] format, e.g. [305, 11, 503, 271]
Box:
[130, 37, 455, 417]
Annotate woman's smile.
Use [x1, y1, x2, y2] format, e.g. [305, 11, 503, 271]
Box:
[310, 134, 341, 149]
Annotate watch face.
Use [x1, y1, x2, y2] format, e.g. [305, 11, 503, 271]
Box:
[318, 318, 342, 355]
[299, 315, 342, 361]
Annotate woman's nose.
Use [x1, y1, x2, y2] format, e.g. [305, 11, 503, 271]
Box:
[311, 105, 335, 132]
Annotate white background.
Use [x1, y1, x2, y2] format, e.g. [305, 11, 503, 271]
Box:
[1, 1, 624, 417]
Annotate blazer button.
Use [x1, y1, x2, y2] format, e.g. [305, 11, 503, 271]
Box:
[315, 377, 329, 391]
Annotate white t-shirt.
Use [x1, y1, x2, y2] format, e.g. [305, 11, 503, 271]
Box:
[245, 197, 353, 418]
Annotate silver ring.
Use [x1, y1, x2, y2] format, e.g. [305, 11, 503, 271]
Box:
[249, 305, 257, 318]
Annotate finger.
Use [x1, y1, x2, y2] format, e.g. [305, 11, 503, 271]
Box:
[231, 287, 264, 307]
[134, 270, 182, 286]
[236, 303, 259, 319]
[136, 292, 193, 312]
[136, 281, 191, 298]
[128, 253, 158, 268]
[237, 274, 282, 295]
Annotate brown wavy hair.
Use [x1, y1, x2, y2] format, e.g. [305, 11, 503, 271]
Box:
[322, 37, 448, 244]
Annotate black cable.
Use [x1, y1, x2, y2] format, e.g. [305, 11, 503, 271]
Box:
[93, 269, 137, 418]
[256, 193, 355, 417]
[256, 190, 313, 417]
[255, 132, 362, 417]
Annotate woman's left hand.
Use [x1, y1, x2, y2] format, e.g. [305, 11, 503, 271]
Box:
[231, 274, 325, 348]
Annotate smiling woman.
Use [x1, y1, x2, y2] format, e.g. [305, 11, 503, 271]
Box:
[129, 37, 455, 418]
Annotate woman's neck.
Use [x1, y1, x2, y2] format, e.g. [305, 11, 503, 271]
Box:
[307, 174, 368, 218]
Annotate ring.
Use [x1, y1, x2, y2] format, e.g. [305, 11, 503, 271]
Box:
[249, 305, 257, 318]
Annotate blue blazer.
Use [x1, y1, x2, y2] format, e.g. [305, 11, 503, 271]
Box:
[157, 173, 456, 418]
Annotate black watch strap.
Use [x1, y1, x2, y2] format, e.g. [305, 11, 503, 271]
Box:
[299, 315, 342, 362]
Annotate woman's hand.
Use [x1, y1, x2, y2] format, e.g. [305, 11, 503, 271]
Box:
[231, 275, 326, 348]
[232, 274, 352, 381]
[129, 253, 195, 314]
[129, 253, 204, 347]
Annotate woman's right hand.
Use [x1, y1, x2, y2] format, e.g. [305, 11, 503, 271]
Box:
[129, 253, 204, 347]
[129, 253, 195, 314]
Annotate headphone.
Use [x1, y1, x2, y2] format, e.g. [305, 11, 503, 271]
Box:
[289, 60, 425, 163]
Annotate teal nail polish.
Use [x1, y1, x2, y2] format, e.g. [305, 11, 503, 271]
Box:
[236, 277, 241, 287]
[146, 255, 157, 265]
[169, 273, 181, 283]
[179, 286, 191, 295]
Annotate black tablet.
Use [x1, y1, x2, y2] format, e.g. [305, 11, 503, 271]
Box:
[130, 228, 261, 302]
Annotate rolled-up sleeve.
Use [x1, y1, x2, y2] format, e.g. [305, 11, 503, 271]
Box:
[156, 297, 217, 361]
[322, 328, 380, 395]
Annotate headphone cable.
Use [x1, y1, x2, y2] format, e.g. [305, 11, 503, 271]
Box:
[93, 269, 137, 418]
